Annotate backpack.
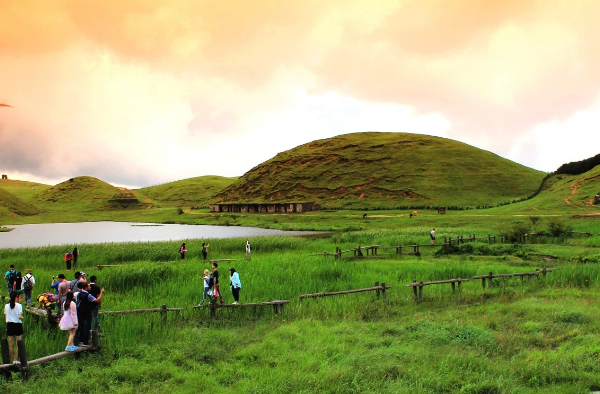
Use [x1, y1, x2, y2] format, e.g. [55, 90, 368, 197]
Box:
[23, 275, 33, 291]
[7, 270, 17, 284]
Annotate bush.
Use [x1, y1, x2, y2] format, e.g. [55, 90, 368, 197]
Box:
[501, 223, 530, 243]
[547, 219, 572, 237]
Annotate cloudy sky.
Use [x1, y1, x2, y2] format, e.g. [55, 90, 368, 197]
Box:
[1, 0, 599, 188]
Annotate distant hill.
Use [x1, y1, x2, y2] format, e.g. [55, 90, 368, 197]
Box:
[213, 132, 547, 209]
[0, 187, 40, 216]
[33, 176, 147, 210]
[556, 153, 600, 175]
[138, 175, 237, 205]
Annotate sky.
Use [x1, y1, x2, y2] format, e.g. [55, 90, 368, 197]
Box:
[1, 0, 600, 189]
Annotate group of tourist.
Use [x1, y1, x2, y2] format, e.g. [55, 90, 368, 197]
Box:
[198, 262, 242, 306]
[4, 266, 105, 359]
[4, 239, 251, 362]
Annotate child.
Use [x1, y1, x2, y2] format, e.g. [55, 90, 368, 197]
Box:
[198, 269, 212, 306]
[59, 291, 78, 351]
[4, 291, 24, 364]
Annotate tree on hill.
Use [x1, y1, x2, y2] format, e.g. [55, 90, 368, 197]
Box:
[556, 153, 600, 175]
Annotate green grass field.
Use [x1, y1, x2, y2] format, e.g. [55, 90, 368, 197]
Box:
[1, 223, 600, 393]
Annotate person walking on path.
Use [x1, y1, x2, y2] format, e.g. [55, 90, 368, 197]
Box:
[211, 262, 224, 304]
[179, 243, 187, 260]
[89, 275, 102, 331]
[202, 243, 210, 261]
[245, 241, 251, 260]
[22, 269, 36, 307]
[56, 274, 69, 317]
[198, 269, 211, 306]
[75, 281, 105, 347]
[72, 247, 79, 269]
[430, 228, 436, 245]
[5, 264, 17, 294]
[59, 291, 78, 351]
[230, 268, 241, 305]
[4, 291, 24, 364]
[14, 272, 22, 291]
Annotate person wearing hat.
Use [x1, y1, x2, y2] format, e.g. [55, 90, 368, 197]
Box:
[21, 269, 36, 307]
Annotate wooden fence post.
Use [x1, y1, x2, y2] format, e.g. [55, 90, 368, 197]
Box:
[418, 282, 424, 301]
[375, 281, 380, 298]
[209, 302, 216, 318]
[1, 338, 10, 365]
[451, 281, 456, 292]
[161, 304, 167, 325]
[488, 272, 493, 289]
[92, 330, 99, 348]
[412, 280, 417, 298]
[381, 283, 386, 300]
[17, 339, 28, 378]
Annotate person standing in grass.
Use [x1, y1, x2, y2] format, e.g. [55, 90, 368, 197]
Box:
[72, 247, 79, 269]
[22, 269, 35, 307]
[64, 251, 73, 271]
[430, 228, 436, 245]
[89, 275, 101, 331]
[229, 268, 241, 305]
[245, 241, 251, 260]
[202, 243, 210, 261]
[76, 281, 105, 347]
[198, 269, 211, 306]
[211, 262, 224, 304]
[180, 242, 187, 260]
[4, 291, 24, 364]
[56, 274, 69, 317]
[5, 264, 17, 294]
[59, 291, 78, 352]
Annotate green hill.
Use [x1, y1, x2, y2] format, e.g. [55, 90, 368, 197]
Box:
[494, 165, 600, 215]
[33, 176, 147, 210]
[138, 175, 237, 205]
[0, 187, 40, 217]
[213, 132, 546, 209]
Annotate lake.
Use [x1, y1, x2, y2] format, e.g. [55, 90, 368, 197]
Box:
[0, 222, 320, 249]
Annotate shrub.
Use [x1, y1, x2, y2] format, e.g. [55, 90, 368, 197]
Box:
[547, 219, 573, 237]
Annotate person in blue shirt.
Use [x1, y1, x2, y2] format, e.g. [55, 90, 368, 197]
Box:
[229, 268, 242, 305]
[5, 265, 17, 295]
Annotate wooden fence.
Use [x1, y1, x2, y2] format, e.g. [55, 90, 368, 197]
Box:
[299, 282, 391, 301]
[408, 267, 562, 301]
[194, 300, 290, 317]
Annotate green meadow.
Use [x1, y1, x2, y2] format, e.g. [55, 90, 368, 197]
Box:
[1, 220, 600, 393]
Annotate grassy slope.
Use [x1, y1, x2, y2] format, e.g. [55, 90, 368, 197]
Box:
[0, 183, 41, 217]
[138, 175, 236, 205]
[213, 132, 546, 208]
[485, 165, 600, 216]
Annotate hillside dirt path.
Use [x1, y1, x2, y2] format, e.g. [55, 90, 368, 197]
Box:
[565, 183, 585, 210]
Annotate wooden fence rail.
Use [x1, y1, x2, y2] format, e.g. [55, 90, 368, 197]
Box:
[472, 267, 562, 289]
[194, 300, 290, 317]
[406, 278, 470, 301]
[299, 282, 392, 301]
[0, 331, 100, 379]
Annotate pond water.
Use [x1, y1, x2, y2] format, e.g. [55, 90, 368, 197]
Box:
[0, 222, 320, 249]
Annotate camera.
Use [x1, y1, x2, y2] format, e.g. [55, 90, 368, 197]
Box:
[52, 276, 55, 279]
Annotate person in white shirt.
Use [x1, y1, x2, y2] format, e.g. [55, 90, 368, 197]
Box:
[430, 228, 436, 245]
[22, 269, 36, 307]
[4, 291, 24, 364]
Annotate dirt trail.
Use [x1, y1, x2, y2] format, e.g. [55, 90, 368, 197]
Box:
[565, 183, 585, 210]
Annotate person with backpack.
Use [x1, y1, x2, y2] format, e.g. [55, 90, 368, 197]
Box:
[5, 265, 17, 294]
[4, 291, 24, 364]
[14, 272, 22, 291]
[75, 281, 105, 347]
[68, 272, 82, 293]
[22, 269, 36, 307]
[179, 242, 187, 260]
[211, 262, 224, 304]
